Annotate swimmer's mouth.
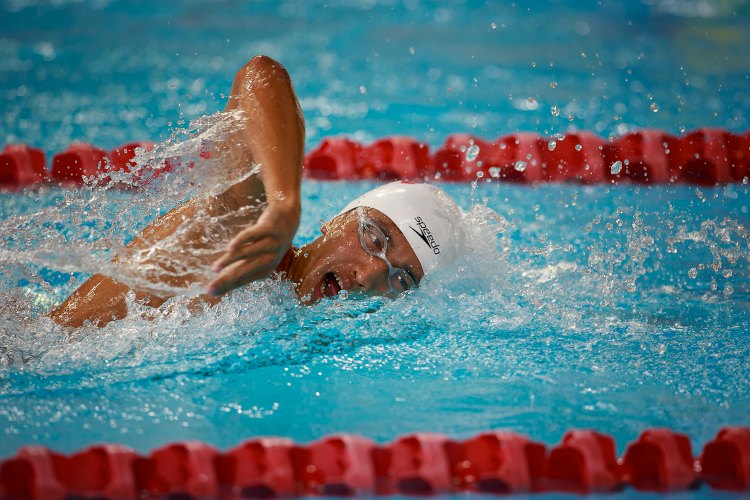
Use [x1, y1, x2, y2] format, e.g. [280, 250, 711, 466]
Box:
[320, 272, 344, 298]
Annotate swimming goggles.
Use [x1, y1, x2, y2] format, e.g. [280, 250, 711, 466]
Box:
[356, 207, 416, 296]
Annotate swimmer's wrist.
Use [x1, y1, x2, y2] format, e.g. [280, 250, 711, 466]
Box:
[267, 190, 301, 216]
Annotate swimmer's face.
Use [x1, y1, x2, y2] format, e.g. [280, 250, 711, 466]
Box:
[294, 208, 425, 302]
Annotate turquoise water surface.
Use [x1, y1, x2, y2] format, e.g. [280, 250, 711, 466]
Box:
[1, 0, 749, 480]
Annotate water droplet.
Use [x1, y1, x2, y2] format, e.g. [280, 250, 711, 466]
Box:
[610, 160, 623, 175]
[650, 102, 659, 112]
[575, 144, 583, 151]
[338, 289, 349, 299]
[359, 85, 367, 94]
[514, 160, 527, 172]
[491, 22, 497, 29]
[489, 167, 501, 178]
[550, 81, 557, 89]
[550, 106, 560, 117]
[476, 171, 484, 178]
[465, 143, 480, 162]
[547, 140, 557, 151]
[724, 284, 734, 296]
[688, 268, 697, 279]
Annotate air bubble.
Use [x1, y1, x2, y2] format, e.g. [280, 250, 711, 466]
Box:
[547, 140, 557, 151]
[650, 102, 659, 112]
[575, 144, 582, 151]
[550, 106, 560, 117]
[489, 167, 501, 178]
[466, 143, 480, 162]
[688, 268, 697, 279]
[514, 160, 527, 172]
[338, 289, 349, 299]
[610, 161, 623, 175]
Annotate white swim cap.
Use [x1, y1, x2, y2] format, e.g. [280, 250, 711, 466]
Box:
[337, 181, 463, 273]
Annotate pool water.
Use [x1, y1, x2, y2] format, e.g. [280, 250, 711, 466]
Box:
[1, 0, 749, 474]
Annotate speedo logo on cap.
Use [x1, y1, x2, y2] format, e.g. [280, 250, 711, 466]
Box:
[409, 217, 440, 255]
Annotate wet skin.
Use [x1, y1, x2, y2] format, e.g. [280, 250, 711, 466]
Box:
[280, 207, 425, 303]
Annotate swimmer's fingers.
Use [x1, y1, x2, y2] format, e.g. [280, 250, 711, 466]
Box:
[205, 253, 278, 297]
[225, 223, 274, 252]
[211, 237, 277, 272]
[212, 201, 298, 273]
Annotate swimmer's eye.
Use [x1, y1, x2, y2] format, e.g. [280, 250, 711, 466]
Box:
[361, 221, 387, 255]
[390, 268, 416, 293]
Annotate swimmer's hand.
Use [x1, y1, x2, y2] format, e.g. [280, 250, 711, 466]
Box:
[206, 199, 300, 296]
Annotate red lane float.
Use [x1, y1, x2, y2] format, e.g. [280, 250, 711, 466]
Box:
[133, 442, 219, 498]
[292, 434, 376, 496]
[304, 128, 749, 184]
[0, 445, 137, 500]
[0, 145, 47, 189]
[215, 438, 296, 498]
[445, 431, 546, 493]
[373, 433, 452, 495]
[544, 132, 607, 183]
[109, 142, 154, 173]
[604, 129, 675, 183]
[51, 143, 109, 186]
[622, 429, 698, 491]
[545, 430, 622, 493]
[1, 427, 749, 498]
[700, 427, 750, 491]
[304, 137, 361, 180]
[2, 128, 750, 189]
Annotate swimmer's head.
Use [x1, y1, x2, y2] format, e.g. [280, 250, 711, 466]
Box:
[337, 181, 463, 274]
[291, 182, 463, 302]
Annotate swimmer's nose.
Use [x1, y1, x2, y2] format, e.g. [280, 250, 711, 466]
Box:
[357, 255, 390, 295]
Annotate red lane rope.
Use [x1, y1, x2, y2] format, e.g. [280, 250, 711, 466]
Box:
[0, 427, 748, 497]
[1, 129, 749, 190]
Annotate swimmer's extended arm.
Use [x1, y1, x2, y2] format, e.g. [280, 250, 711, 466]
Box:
[49, 55, 304, 328]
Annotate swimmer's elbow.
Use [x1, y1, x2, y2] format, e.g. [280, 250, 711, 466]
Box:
[238, 55, 292, 85]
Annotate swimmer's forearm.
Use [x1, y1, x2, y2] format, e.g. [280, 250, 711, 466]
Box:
[223, 55, 304, 214]
[205, 56, 305, 295]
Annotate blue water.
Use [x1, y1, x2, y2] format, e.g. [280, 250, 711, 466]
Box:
[1, 0, 749, 485]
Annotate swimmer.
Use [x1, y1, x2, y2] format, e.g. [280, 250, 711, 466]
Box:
[49, 55, 462, 328]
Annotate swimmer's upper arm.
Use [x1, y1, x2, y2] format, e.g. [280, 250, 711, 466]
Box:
[48, 274, 165, 328]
